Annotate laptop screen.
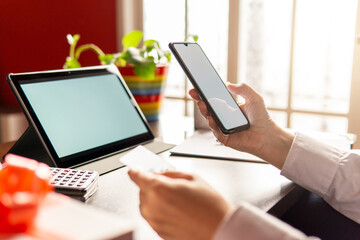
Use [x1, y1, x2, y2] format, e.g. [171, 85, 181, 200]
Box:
[8, 65, 154, 168]
[21, 74, 149, 158]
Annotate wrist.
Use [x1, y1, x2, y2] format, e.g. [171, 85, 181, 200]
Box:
[256, 123, 295, 169]
[210, 204, 236, 240]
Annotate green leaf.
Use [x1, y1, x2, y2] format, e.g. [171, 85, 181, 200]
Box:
[67, 33, 81, 59]
[134, 61, 156, 79]
[117, 31, 170, 77]
[98, 54, 114, 65]
[115, 58, 127, 67]
[114, 53, 126, 66]
[122, 30, 143, 50]
[144, 39, 156, 53]
[144, 39, 156, 47]
[185, 34, 199, 42]
[67, 34, 79, 45]
[64, 57, 81, 68]
[73, 34, 80, 43]
[122, 47, 143, 65]
[164, 51, 171, 62]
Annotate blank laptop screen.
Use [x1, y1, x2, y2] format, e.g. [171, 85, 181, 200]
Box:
[20, 74, 148, 158]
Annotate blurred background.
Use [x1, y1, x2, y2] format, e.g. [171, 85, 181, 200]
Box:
[1, 0, 360, 147]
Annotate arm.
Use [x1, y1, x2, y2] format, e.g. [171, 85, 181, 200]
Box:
[282, 132, 360, 224]
[129, 170, 317, 240]
[192, 82, 360, 223]
[214, 202, 319, 240]
[128, 170, 233, 240]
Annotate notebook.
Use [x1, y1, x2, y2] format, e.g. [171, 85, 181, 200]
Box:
[6, 64, 174, 174]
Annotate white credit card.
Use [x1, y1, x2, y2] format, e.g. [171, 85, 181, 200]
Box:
[119, 145, 175, 173]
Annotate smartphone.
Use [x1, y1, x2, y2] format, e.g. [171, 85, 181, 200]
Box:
[169, 42, 250, 134]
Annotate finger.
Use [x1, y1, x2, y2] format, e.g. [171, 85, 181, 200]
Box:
[160, 171, 194, 180]
[188, 88, 200, 101]
[227, 82, 260, 100]
[207, 117, 229, 145]
[139, 200, 150, 219]
[139, 190, 148, 215]
[148, 219, 178, 240]
[128, 169, 156, 190]
[207, 116, 219, 132]
[146, 220, 172, 240]
[197, 101, 209, 118]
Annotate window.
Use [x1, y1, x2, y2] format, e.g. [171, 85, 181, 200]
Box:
[143, 0, 229, 117]
[142, 0, 360, 145]
[237, 0, 358, 135]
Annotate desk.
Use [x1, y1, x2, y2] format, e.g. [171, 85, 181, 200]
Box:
[0, 115, 303, 240]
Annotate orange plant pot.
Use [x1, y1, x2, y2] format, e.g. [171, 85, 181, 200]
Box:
[118, 65, 169, 122]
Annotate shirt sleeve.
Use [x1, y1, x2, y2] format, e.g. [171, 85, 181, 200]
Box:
[281, 132, 360, 223]
[213, 202, 319, 240]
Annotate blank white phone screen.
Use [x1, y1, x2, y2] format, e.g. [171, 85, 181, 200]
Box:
[173, 44, 248, 130]
[21, 74, 148, 158]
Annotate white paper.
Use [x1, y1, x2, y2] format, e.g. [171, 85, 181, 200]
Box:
[119, 145, 175, 173]
[170, 130, 264, 163]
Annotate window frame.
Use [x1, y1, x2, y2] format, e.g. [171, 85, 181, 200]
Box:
[348, 0, 360, 148]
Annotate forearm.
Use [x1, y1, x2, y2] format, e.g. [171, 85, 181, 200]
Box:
[281, 132, 360, 223]
[213, 202, 317, 240]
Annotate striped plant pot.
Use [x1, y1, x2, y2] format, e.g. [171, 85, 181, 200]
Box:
[118, 65, 169, 122]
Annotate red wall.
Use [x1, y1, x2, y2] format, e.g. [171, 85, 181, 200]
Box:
[0, 0, 117, 107]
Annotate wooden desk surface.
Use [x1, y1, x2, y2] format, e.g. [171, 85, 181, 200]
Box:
[85, 115, 301, 239]
[0, 115, 301, 239]
[87, 152, 300, 239]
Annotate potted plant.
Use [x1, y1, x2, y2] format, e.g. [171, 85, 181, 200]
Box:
[64, 31, 171, 122]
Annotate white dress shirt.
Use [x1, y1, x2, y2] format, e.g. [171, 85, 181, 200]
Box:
[213, 132, 360, 240]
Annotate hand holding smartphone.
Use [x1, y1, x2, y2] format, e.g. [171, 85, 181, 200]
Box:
[169, 42, 250, 134]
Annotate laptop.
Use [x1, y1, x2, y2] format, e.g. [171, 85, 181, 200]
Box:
[6, 64, 174, 174]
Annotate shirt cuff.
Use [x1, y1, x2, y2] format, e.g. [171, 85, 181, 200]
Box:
[213, 202, 309, 240]
[281, 132, 341, 197]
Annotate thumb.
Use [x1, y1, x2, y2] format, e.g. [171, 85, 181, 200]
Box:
[128, 169, 156, 190]
[159, 171, 194, 180]
[227, 83, 260, 101]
